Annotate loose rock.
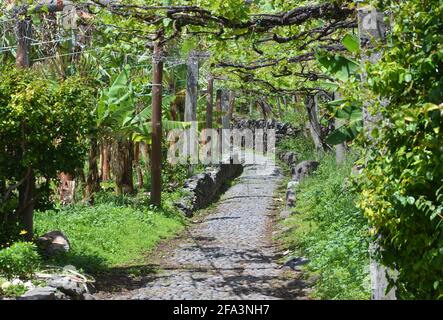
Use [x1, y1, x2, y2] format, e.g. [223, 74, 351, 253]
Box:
[47, 276, 87, 299]
[37, 231, 70, 257]
[284, 257, 310, 271]
[291, 160, 320, 182]
[18, 287, 58, 300]
[285, 180, 298, 208]
[279, 151, 298, 166]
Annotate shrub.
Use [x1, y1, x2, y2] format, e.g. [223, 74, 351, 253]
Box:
[0, 242, 42, 280]
[355, 0, 443, 299]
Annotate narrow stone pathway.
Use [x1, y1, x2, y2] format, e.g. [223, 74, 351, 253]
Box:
[97, 154, 308, 300]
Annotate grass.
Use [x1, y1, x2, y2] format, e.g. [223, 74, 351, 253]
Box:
[279, 152, 371, 300]
[278, 135, 319, 162]
[34, 191, 186, 273]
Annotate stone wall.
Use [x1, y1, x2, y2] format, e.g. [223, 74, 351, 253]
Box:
[175, 118, 302, 217]
[175, 163, 243, 217]
[277, 151, 319, 210]
[232, 118, 301, 142]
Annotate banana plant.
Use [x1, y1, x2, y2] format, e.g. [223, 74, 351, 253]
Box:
[323, 99, 363, 145]
[96, 65, 191, 143]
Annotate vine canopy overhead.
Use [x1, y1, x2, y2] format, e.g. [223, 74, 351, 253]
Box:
[1, 0, 358, 95]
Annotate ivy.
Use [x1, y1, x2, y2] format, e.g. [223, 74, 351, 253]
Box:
[355, 0, 443, 299]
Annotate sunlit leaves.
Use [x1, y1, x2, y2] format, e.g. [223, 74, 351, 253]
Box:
[355, 0, 443, 299]
[342, 33, 359, 53]
[316, 51, 359, 82]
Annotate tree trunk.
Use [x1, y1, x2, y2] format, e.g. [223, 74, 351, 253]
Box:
[334, 92, 347, 163]
[202, 76, 214, 147]
[16, 16, 34, 239]
[76, 166, 87, 202]
[58, 172, 75, 206]
[18, 168, 35, 241]
[215, 89, 223, 161]
[111, 139, 134, 195]
[258, 100, 268, 120]
[134, 142, 143, 190]
[358, 5, 395, 300]
[141, 142, 150, 172]
[276, 96, 282, 119]
[85, 136, 100, 204]
[101, 139, 111, 181]
[305, 94, 324, 153]
[16, 17, 32, 68]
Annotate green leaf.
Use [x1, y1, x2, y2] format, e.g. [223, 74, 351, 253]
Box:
[318, 81, 340, 91]
[325, 120, 363, 145]
[316, 51, 360, 82]
[325, 127, 349, 145]
[342, 34, 360, 53]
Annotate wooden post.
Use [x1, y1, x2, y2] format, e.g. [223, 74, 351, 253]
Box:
[358, 5, 387, 136]
[16, 17, 32, 68]
[215, 89, 223, 161]
[15, 14, 35, 240]
[184, 52, 199, 169]
[202, 75, 214, 148]
[205, 75, 214, 129]
[221, 90, 230, 130]
[150, 40, 163, 206]
[184, 52, 198, 123]
[358, 4, 395, 300]
[305, 94, 324, 153]
[334, 92, 346, 164]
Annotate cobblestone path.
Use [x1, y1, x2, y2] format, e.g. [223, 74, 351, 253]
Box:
[97, 154, 308, 300]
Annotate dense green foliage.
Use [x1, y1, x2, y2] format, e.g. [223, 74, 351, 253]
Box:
[0, 68, 95, 178]
[354, 0, 443, 299]
[0, 242, 41, 280]
[0, 68, 97, 244]
[281, 154, 370, 299]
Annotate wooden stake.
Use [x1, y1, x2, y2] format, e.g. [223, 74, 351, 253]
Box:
[184, 53, 199, 122]
[150, 41, 164, 206]
[16, 17, 32, 68]
[205, 75, 214, 129]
